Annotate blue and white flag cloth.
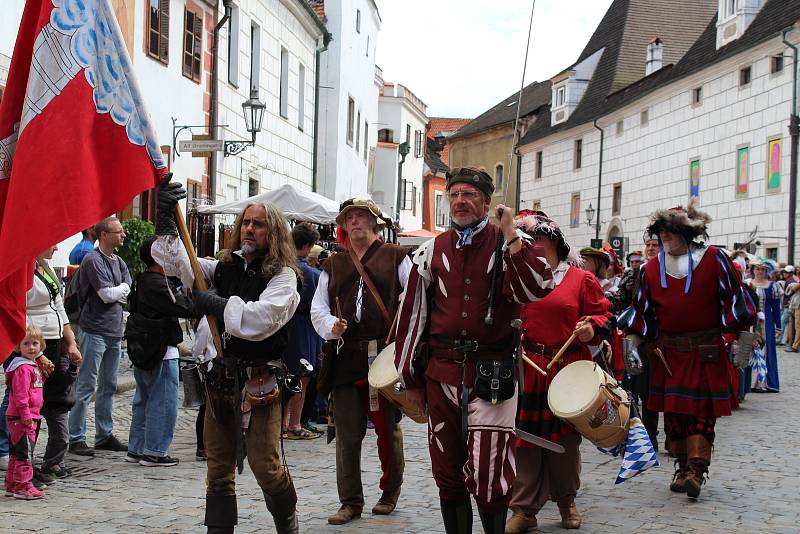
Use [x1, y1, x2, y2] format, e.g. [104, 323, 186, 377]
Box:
[750, 345, 768, 389]
[597, 418, 660, 484]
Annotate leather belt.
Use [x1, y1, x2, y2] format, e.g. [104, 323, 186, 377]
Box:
[432, 336, 511, 353]
[341, 339, 385, 353]
[657, 329, 721, 352]
[431, 349, 509, 363]
[522, 339, 579, 359]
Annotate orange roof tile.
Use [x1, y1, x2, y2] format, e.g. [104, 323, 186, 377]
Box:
[427, 117, 471, 166]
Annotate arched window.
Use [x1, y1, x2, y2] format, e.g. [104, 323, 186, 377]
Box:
[378, 128, 394, 143]
[495, 164, 504, 192]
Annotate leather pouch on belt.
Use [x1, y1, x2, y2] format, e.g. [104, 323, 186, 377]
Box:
[474, 359, 515, 404]
[698, 344, 720, 363]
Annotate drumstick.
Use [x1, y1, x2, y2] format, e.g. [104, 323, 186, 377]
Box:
[654, 347, 673, 376]
[547, 331, 579, 370]
[521, 353, 548, 376]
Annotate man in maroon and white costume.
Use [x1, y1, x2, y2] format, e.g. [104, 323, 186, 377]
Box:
[395, 167, 556, 534]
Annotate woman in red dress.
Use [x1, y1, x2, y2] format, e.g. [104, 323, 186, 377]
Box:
[506, 212, 612, 533]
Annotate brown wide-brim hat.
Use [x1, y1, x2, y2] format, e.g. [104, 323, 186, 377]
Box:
[446, 166, 495, 198]
[580, 247, 611, 268]
[336, 198, 386, 227]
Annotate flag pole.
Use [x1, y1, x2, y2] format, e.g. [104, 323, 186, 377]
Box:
[174, 204, 224, 358]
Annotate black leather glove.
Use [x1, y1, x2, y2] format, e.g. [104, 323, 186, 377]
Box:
[155, 173, 187, 236]
[193, 289, 229, 319]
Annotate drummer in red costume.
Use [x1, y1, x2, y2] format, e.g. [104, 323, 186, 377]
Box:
[395, 167, 556, 534]
[619, 202, 755, 499]
[506, 212, 612, 533]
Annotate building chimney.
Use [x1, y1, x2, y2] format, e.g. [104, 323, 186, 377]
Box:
[646, 37, 663, 76]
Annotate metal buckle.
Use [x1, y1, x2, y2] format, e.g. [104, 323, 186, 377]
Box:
[454, 340, 478, 353]
[490, 378, 500, 391]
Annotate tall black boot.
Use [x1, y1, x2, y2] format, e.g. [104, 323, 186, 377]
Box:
[478, 507, 508, 534]
[205, 494, 237, 534]
[263, 484, 299, 534]
[441, 499, 473, 534]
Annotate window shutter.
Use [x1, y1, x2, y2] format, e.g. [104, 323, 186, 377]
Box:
[159, 0, 170, 62]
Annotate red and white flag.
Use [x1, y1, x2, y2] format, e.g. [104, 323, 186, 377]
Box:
[0, 0, 167, 359]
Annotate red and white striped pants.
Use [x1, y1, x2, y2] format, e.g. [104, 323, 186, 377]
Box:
[425, 379, 517, 512]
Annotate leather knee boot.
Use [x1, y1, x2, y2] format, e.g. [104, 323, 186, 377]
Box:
[478, 507, 508, 534]
[441, 499, 473, 534]
[263, 484, 299, 534]
[205, 494, 237, 534]
[685, 435, 712, 499]
[557, 495, 582, 529]
[668, 439, 688, 493]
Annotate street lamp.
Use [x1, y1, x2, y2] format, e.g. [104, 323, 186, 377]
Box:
[224, 89, 266, 157]
[585, 203, 596, 228]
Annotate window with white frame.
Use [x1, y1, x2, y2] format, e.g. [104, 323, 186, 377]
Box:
[347, 97, 355, 145]
[356, 111, 361, 152]
[435, 191, 448, 228]
[279, 47, 289, 118]
[402, 180, 414, 210]
[772, 55, 785, 74]
[574, 139, 582, 169]
[298, 64, 305, 130]
[414, 130, 423, 158]
[227, 3, 239, 86]
[555, 86, 566, 107]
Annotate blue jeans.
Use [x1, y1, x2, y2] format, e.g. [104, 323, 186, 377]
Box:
[127, 359, 179, 457]
[780, 308, 793, 344]
[68, 331, 122, 445]
[0, 387, 9, 457]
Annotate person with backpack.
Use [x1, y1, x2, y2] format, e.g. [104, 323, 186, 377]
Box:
[67, 216, 132, 456]
[124, 236, 195, 467]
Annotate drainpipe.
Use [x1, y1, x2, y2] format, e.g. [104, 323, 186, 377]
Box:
[312, 35, 332, 192]
[209, 0, 232, 206]
[593, 119, 605, 241]
[783, 30, 799, 264]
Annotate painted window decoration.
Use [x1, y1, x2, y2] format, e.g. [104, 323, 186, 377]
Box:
[736, 146, 749, 197]
[689, 159, 700, 199]
[767, 138, 781, 192]
[570, 192, 580, 228]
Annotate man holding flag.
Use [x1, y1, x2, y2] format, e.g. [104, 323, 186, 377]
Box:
[0, 0, 166, 358]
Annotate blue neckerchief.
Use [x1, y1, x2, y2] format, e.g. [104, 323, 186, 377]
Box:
[454, 216, 489, 249]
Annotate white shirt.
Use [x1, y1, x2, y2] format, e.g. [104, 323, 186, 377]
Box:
[310, 256, 412, 340]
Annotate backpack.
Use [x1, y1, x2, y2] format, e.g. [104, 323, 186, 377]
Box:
[123, 275, 167, 371]
[63, 268, 87, 323]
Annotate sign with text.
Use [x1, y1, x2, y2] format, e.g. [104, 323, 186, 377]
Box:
[179, 139, 224, 153]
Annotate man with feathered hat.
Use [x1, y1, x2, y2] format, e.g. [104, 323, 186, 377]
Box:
[310, 198, 411, 525]
[394, 168, 558, 533]
[619, 201, 755, 500]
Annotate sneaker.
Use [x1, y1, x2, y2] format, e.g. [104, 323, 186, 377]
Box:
[34, 468, 56, 485]
[0, 455, 8, 471]
[302, 422, 324, 435]
[139, 455, 179, 467]
[95, 435, 127, 452]
[13, 485, 44, 500]
[195, 449, 207, 461]
[125, 453, 143, 464]
[31, 478, 47, 490]
[69, 441, 95, 457]
[41, 465, 70, 479]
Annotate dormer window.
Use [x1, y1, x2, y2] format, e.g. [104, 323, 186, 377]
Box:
[556, 86, 566, 107]
[716, 0, 764, 49]
[549, 48, 603, 127]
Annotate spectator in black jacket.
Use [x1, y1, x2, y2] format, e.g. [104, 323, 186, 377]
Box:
[125, 236, 195, 467]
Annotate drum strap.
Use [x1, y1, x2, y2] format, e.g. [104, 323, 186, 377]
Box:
[348, 248, 392, 328]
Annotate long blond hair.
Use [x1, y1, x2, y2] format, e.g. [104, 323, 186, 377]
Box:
[222, 202, 299, 277]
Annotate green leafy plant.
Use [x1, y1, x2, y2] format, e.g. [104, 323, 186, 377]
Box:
[117, 218, 155, 280]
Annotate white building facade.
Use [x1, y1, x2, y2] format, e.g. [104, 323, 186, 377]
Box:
[373, 81, 428, 231]
[519, 0, 800, 263]
[315, 0, 381, 201]
[214, 0, 327, 211]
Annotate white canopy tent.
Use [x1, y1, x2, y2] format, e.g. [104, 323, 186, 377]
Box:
[196, 183, 340, 225]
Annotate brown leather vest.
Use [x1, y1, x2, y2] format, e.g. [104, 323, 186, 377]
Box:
[323, 240, 410, 385]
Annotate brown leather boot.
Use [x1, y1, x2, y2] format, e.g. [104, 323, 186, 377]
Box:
[557, 495, 582, 529]
[371, 488, 401, 515]
[327, 504, 362, 525]
[505, 509, 538, 533]
[684, 435, 712, 499]
[669, 456, 689, 493]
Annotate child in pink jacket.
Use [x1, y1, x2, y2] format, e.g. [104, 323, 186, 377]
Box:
[5, 325, 46, 500]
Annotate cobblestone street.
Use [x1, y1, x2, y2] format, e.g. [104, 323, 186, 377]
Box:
[4, 350, 800, 533]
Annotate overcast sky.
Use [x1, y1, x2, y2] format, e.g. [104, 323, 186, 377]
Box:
[374, 0, 614, 118]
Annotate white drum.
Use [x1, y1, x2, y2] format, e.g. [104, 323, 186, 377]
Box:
[367, 342, 427, 424]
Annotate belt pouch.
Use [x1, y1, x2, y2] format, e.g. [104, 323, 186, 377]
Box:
[698, 344, 720, 363]
[473, 359, 515, 404]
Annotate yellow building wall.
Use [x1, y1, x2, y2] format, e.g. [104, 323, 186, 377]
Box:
[448, 126, 518, 220]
